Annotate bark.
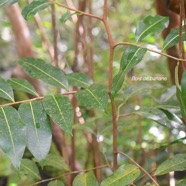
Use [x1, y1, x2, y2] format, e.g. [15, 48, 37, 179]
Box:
[155, 0, 186, 83]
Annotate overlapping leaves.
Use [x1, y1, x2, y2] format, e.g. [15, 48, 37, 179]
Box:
[0, 57, 108, 168]
[112, 46, 147, 97]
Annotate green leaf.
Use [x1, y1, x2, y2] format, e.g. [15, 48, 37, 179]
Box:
[159, 108, 184, 128]
[22, 0, 51, 20]
[42, 94, 73, 134]
[135, 15, 168, 42]
[66, 73, 93, 88]
[100, 164, 140, 186]
[60, 11, 75, 24]
[73, 172, 99, 186]
[19, 58, 68, 90]
[135, 108, 181, 128]
[163, 26, 186, 50]
[40, 153, 69, 170]
[123, 83, 162, 102]
[0, 77, 14, 102]
[177, 87, 186, 121]
[155, 154, 186, 175]
[181, 71, 186, 105]
[112, 46, 147, 97]
[177, 179, 186, 186]
[0, 0, 17, 8]
[8, 78, 39, 97]
[0, 106, 26, 168]
[75, 84, 108, 111]
[48, 180, 65, 186]
[20, 159, 41, 180]
[19, 101, 52, 161]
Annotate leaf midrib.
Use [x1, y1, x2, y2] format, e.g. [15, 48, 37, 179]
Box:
[9, 79, 38, 96]
[1, 108, 17, 159]
[26, 1, 51, 18]
[137, 17, 167, 42]
[157, 156, 186, 175]
[25, 62, 67, 90]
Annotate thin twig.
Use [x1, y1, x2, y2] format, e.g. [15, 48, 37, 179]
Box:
[31, 164, 108, 186]
[0, 91, 77, 108]
[50, 0, 102, 20]
[114, 42, 186, 62]
[118, 151, 159, 186]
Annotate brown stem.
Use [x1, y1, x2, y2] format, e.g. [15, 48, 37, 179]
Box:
[51, 4, 59, 67]
[114, 42, 186, 62]
[32, 165, 108, 186]
[102, 0, 118, 171]
[0, 91, 77, 108]
[51, 0, 102, 20]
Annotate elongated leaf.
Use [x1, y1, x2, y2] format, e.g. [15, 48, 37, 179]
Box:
[0, 77, 14, 102]
[40, 153, 69, 170]
[60, 11, 75, 24]
[163, 26, 186, 50]
[8, 78, 39, 97]
[156, 154, 186, 175]
[22, 0, 51, 20]
[0, 0, 17, 8]
[135, 108, 182, 128]
[177, 179, 186, 186]
[177, 87, 186, 121]
[159, 108, 184, 128]
[0, 106, 26, 168]
[19, 58, 68, 90]
[73, 172, 99, 186]
[123, 83, 162, 102]
[100, 164, 140, 186]
[135, 15, 169, 42]
[20, 159, 41, 180]
[48, 180, 65, 186]
[19, 101, 52, 161]
[76, 84, 108, 111]
[181, 71, 186, 105]
[43, 94, 73, 134]
[112, 46, 147, 97]
[66, 73, 93, 88]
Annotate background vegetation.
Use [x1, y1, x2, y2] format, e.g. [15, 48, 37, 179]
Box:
[0, 0, 186, 186]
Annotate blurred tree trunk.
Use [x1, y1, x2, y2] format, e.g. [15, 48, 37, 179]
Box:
[155, 0, 186, 83]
